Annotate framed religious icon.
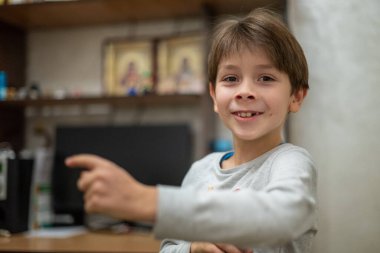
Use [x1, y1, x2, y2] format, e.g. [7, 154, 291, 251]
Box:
[157, 35, 206, 95]
[103, 39, 153, 96]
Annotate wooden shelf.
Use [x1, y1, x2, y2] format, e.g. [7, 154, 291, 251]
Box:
[0, 94, 204, 108]
[0, 0, 285, 29]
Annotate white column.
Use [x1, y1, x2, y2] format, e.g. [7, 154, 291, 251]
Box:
[287, 0, 380, 252]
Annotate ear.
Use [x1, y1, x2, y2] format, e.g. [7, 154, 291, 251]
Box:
[289, 88, 308, 113]
[209, 82, 219, 113]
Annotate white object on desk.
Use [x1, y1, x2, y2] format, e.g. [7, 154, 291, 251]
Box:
[25, 226, 87, 238]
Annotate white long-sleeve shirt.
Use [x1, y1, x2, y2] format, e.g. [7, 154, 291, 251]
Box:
[154, 143, 318, 253]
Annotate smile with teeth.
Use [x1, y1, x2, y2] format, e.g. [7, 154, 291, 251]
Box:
[234, 111, 263, 118]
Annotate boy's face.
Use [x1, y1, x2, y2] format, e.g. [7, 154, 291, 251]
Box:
[210, 46, 306, 145]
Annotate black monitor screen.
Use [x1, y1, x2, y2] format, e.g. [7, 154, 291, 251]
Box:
[52, 124, 192, 225]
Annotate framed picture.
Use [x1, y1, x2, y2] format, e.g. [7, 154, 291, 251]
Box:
[103, 39, 153, 96]
[157, 35, 206, 94]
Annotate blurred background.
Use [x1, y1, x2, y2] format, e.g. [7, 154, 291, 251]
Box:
[0, 0, 379, 252]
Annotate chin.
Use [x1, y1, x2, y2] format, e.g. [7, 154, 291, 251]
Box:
[233, 132, 261, 142]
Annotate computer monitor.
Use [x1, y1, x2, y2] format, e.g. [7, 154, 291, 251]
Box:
[52, 124, 192, 226]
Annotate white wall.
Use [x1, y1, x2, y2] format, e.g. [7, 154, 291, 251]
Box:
[288, 1, 380, 252]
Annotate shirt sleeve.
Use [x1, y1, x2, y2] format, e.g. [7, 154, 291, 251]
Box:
[153, 148, 317, 248]
[159, 239, 191, 253]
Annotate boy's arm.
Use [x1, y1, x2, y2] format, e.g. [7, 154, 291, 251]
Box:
[66, 149, 317, 248]
[66, 154, 255, 253]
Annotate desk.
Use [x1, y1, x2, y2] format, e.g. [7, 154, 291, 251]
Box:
[0, 231, 161, 252]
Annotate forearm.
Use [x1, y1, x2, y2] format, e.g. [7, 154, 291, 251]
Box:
[154, 185, 316, 248]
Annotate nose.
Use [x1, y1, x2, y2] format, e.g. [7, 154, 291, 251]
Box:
[235, 80, 256, 100]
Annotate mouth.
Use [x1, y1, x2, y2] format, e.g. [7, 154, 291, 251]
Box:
[232, 111, 264, 118]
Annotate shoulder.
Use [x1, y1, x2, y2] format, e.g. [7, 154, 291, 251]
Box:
[270, 143, 313, 162]
[268, 143, 316, 175]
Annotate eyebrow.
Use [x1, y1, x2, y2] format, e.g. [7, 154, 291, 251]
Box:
[219, 63, 276, 71]
[219, 64, 240, 70]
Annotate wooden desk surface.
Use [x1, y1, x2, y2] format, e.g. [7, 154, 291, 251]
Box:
[0, 230, 161, 252]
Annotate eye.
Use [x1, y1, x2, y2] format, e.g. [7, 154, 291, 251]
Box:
[258, 75, 275, 82]
[223, 76, 238, 82]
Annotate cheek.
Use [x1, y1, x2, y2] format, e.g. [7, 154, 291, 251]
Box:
[266, 93, 292, 115]
[214, 90, 229, 111]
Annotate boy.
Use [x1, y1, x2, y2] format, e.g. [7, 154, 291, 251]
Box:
[66, 8, 317, 253]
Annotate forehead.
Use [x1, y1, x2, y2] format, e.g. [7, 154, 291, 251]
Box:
[218, 46, 275, 69]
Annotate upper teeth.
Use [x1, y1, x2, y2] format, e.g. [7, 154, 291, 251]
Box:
[238, 112, 257, 118]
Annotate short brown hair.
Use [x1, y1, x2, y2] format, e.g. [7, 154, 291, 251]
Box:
[208, 8, 309, 94]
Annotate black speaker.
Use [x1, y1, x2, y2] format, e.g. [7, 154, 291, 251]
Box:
[0, 158, 34, 233]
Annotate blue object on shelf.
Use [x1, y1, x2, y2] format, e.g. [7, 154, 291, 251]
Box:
[0, 71, 7, 100]
[127, 87, 138, 96]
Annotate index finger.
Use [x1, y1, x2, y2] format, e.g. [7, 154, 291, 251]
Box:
[65, 154, 113, 170]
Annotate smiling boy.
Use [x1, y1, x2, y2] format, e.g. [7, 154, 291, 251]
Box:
[66, 8, 317, 253]
[210, 46, 305, 165]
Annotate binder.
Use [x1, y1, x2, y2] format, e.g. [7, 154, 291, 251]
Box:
[0, 157, 34, 233]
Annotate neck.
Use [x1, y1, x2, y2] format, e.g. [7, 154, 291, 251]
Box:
[231, 134, 283, 166]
